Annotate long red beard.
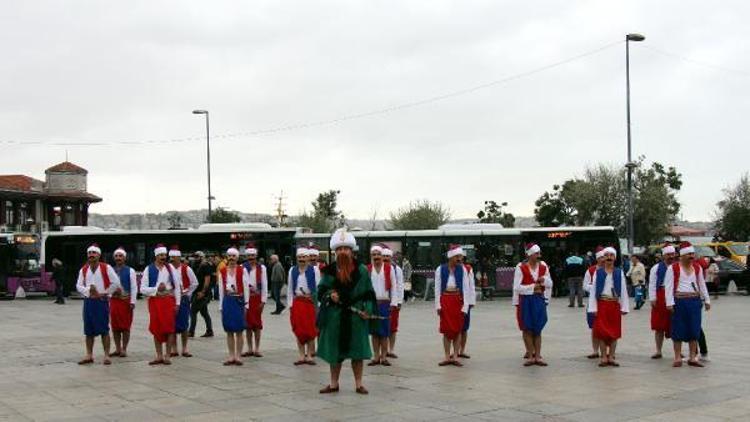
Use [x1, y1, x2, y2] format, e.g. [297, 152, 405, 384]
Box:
[336, 253, 354, 284]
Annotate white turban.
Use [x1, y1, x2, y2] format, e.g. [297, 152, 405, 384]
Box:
[226, 247, 240, 257]
[113, 248, 127, 257]
[330, 229, 356, 250]
[525, 244, 541, 256]
[296, 248, 309, 257]
[87, 245, 101, 255]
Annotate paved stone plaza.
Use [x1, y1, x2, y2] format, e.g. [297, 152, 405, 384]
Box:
[1, 295, 749, 421]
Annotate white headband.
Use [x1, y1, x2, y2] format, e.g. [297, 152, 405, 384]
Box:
[226, 248, 239, 257]
[296, 248, 309, 257]
[680, 245, 695, 255]
[87, 245, 101, 254]
[169, 249, 181, 257]
[604, 247, 617, 258]
[154, 246, 167, 256]
[381, 248, 393, 257]
[595, 249, 605, 259]
[308, 249, 320, 256]
[245, 248, 258, 256]
[447, 247, 465, 259]
[370, 245, 383, 254]
[113, 248, 126, 257]
[662, 245, 676, 255]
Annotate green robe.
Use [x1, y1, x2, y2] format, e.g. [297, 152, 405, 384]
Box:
[317, 261, 377, 364]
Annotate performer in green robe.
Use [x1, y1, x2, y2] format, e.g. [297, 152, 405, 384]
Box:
[317, 229, 377, 395]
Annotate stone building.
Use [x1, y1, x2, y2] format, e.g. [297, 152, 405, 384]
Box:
[0, 161, 101, 232]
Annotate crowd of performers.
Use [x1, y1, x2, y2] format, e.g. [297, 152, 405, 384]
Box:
[74, 230, 712, 393]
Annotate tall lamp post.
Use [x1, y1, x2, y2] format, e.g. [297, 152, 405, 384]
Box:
[192, 110, 213, 221]
[625, 33, 645, 255]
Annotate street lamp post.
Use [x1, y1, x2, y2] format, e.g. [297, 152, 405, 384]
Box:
[192, 110, 213, 221]
[625, 33, 645, 255]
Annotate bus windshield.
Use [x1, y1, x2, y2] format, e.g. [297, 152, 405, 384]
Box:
[12, 235, 41, 274]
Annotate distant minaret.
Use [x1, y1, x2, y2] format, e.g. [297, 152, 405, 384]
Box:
[274, 190, 288, 227]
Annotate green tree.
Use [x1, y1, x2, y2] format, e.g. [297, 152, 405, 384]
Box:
[297, 190, 346, 232]
[714, 174, 750, 241]
[477, 200, 515, 227]
[533, 157, 682, 246]
[389, 200, 451, 230]
[207, 207, 241, 223]
[534, 181, 580, 226]
[166, 211, 183, 229]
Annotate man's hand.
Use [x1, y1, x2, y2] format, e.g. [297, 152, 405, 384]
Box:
[650, 300, 656, 307]
[259, 303, 265, 313]
[357, 310, 368, 320]
[437, 309, 441, 316]
[621, 311, 627, 315]
[667, 305, 674, 313]
[130, 304, 135, 310]
[196, 291, 205, 300]
[157, 284, 166, 292]
[89, 285, 99, 298]
[175, 305, 180, 313]
[330, 291, 340, 303]
[112, 287, 123, 297]
[705, 303, 711, 311]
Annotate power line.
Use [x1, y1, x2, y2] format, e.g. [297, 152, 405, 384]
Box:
[2, 39, 623, 147]
[642, 44, 750, 77]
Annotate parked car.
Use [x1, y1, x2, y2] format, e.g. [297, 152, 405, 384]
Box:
[716, 258, 750, 293]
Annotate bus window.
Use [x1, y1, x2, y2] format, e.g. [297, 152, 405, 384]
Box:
[415, 241, 433, 267]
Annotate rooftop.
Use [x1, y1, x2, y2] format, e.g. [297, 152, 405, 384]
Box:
[45, 161, 87, 174]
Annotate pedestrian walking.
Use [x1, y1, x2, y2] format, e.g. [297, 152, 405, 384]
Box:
[189, 252, 215, 338]
[51, 258, 65, 304]
[628, 255, 646, 310]
[564, 252, 585, 308]
[269, 254, 287, 315]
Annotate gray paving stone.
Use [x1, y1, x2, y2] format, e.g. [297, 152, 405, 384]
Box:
[1, 296, 749, 421]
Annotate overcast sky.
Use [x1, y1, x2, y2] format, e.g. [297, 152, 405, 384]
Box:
[2, 1, 747, 221]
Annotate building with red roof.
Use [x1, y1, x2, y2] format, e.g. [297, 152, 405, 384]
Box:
[0, 162, 102, 232]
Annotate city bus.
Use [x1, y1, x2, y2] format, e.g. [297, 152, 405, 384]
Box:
[296, 225, 619, 297]
[42, 224, 299, 294]
[0, 232, 53, 296]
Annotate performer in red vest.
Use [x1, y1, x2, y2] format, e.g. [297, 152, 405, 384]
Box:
[168, 245, 198, 358]
[367, 245, 398, 366]
[664, 242, 711, 367]
[140, 244, 181, 365]
[382, 247, 404, 359]
[582, 246, 605, 359]
[76, 243, 121, 365]
[218, 247, 250, 365]
[110, 247, 136, 358]
[588, 247, 629, 367]
[648, 244, 676, 359]
[513, 243, 553, 366]
[434, 245, 472, 367]
[289, 248, 320, 365]
[241, 244, 268, 358]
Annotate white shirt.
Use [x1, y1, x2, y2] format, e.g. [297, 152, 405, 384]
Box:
[587, 269, 629, 313]
[512, 261, 553, 306]
[169, 263, 199, 297]
[370, 264, 399, 307]
[465, 266, 477, 307]
[140, 263, 182, 305]
[582, 266, 596, 294]
[433, 265, 472, 313]
[218, 265, 251, 310]
[76, 263, 121, 298]
[389, 263, 405, 305]
[287, 265, 320, 309]
[245, 263, 269, 304]
[648, 262, 670, 302]
[664, 263, 711, 307]
[112, 265, 137, 305]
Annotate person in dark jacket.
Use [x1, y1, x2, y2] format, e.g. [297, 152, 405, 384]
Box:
[51, 258, 65, 304]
